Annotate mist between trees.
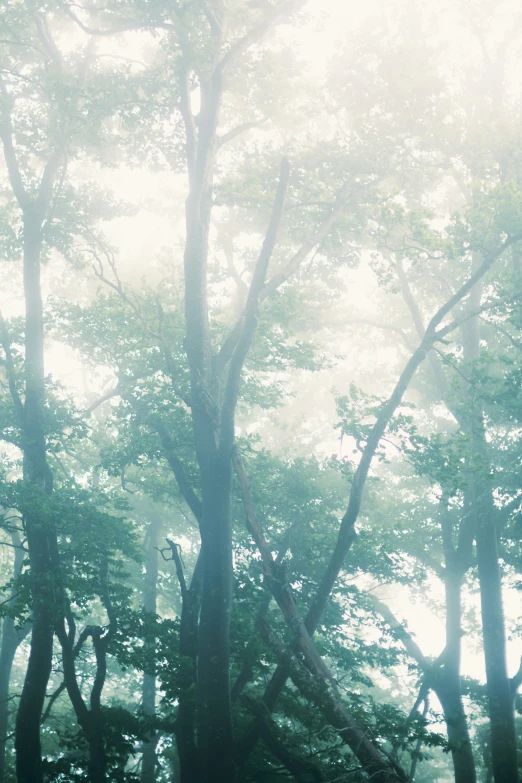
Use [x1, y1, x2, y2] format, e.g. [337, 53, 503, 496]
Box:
[2, 1, 522, 782]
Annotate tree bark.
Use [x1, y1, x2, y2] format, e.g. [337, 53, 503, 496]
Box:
[141, 521, 160, 783]
[56, 558, 116, 782]
[435, 568, 476, 783]
[173, 549, 203, 783]
[0, 533, 30, 783]
[15, 211, 60, 783]
[180, 55, 234, 779]
[461, 281, 518, 783]
[257, 619, 407, 783]
[234, 453, 408, 782]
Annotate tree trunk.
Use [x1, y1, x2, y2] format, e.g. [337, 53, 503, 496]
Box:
[141, 520, 160, 783]
[87, 729, 108, 783]
[398, 253, 514, 782]
[0, 533, 30, 783]
[435, 682, 476, 783]
[461, 281, 518, 783]
[15, 212, 60, 783]
[434, 556, 477, 783]
[473, 451, 518, 783]
[181, 58, 234, 780]
[175, 552, 203, 783]
[196, 452, 234, 782]
[434, 569, 476, 783]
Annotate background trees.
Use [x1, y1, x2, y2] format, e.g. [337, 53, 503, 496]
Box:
[2, 0, 522, 781]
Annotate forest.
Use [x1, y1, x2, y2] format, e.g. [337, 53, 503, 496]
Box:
[1, 0, 522, 781]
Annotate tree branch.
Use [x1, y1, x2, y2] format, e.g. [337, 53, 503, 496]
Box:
[58, 2, 173, 36]
[256, 619, 407, 783]
[231, 529, 291, 703]
[217, 120, 265, 148]
[260, 182, 350, 301]
[153, 420, 203, 524]
[81, 383, 123, 415]
[0, 76, 30, 210]
[42, 681, 66, 723]
[510, 656, 522, 695]
[241, 694, 326, 782]
[237, 237, 520, 772]
[178, 60, 197, 182]
[367, 595, 428, 669]
[216, 0, 308, 73]
[31, 11, 63, 71]
[165, 539, 188, 601]
[220, 157, 290, 451]
[306, 234, 522, 636]
[0, 311, 24, 427]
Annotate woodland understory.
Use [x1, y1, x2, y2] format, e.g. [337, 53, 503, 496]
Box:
[2, 1, 522, 782]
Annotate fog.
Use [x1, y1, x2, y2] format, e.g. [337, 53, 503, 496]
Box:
[1, 1, 522, 782]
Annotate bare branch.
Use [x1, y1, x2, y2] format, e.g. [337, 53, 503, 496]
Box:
[346, 318, 415, 351]
[232, 447, 276, 574]
[90, 246, 189, 405]
[430, 235, 522, 341]
[202, 3, 222, 38]
[166, 539, 188, 600]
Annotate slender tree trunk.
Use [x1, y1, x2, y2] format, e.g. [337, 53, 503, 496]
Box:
[141, 520, 160, 783]
[175, 552, 203, 783]
[15, 212, 60, 783]
[434, 569, 476, 783]
[473, 443, 518, 783]
[397, 254, 507, 782]
[0, 533, 30, 783]
[461, 281, 518, 783]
